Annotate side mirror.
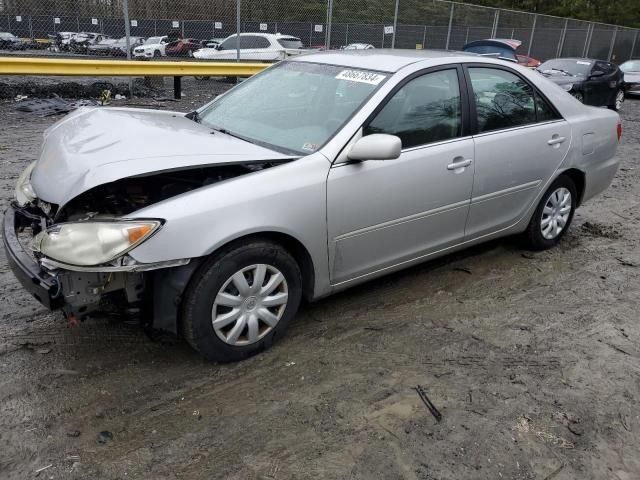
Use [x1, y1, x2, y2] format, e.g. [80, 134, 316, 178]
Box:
[347, 134, 401, 161]
[589, 70, 605, 79]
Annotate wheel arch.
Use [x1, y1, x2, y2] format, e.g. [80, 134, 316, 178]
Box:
[151, 230, 317, 335]
[559, 168, 586, 206]
[217, 231, 316, 302]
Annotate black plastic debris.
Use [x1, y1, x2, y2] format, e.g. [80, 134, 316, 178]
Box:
[16, 96, 99, 116]
[415, 385, 443, 422]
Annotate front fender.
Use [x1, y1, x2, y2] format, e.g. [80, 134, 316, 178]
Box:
[127, 152, 331, 298]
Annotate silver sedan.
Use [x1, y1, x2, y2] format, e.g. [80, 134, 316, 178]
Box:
[4, 50, 622, 361]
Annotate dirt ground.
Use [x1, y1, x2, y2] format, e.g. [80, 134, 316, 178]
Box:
[0, 92, 639, 480]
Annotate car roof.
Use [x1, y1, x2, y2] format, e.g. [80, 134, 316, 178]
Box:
[292, 49, 478, 72]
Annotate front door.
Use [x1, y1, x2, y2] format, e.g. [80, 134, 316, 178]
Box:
[327, 67, 475, 284]
[463, 66, 572, 239]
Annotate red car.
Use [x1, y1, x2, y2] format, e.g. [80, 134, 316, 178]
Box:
[516, 54, 542, 68]
[165, 38, 201, 57]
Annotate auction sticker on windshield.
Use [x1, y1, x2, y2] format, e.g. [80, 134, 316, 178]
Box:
[336, 70, 387, 85]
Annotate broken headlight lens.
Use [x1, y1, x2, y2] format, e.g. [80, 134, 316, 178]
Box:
[31, 220, 161, 266]
[15, 161, 37, 206]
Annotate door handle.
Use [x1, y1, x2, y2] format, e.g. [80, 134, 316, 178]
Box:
[447, 158, 473, 171]
[547, 136, 566, 146]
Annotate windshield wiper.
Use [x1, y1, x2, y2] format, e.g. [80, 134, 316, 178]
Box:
[210, 126, 249, 142]
[549, 68, 572, 76]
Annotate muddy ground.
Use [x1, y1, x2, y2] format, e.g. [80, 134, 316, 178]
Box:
[0, 93, 639, 480]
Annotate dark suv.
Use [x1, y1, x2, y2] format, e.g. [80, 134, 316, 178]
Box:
[538, 58, 625, 111]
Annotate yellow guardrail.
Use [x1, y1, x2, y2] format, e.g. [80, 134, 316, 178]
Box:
[0, 56, 270, 77]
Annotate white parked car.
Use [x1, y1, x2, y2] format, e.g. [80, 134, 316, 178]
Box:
[133, 36, 168, 58]
[343, 43, 375, 50]
[193, 33, 306, 61]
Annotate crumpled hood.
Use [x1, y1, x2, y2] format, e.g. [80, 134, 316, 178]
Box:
[31, 107, 292, 206]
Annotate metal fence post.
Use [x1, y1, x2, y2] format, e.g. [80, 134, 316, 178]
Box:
[583, 23, 593, 57]
[325, 0, 333, 49]
[445, 3, 454, 50]
[28, 16, 33, 39]
[557, 18, 568, 57]
[236, 0, 241, 61]
[345, 24, 349, 45]
[631, 30, 639, 59]
[527, 14, 537, 56]
[422, 25, 427, 48]
[491, 10, 499, 38]
[607, 26, 618, 61]
[122, 0, 133, 96]
[391, 0, 399, 48]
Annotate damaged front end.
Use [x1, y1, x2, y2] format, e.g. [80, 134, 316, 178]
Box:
[4, 160, 287, 332]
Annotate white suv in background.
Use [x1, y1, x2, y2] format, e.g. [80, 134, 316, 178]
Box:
[193, 33, 306, 61]
[133, 36, 169, 58]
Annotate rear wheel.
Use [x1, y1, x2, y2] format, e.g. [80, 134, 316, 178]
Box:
[181, 241, 302, 362]
[523, 175, 577, 250]
[609, 89, 624, 111]
[572, 91, 584, 103]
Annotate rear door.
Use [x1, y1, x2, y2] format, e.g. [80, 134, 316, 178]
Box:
[464, 65, 572, 239]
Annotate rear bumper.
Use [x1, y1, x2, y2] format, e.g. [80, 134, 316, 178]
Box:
[2, 205, 62, 310]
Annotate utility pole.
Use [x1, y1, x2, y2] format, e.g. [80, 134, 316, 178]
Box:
[122, 0, 133, 96]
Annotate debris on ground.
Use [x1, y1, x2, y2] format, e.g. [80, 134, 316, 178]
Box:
[15, 96, 99, 116]
[415, 385, 442, 422]
[66, 430, 81, 437]
[97, 431, 113, 444]
[35, 464, 52, 475]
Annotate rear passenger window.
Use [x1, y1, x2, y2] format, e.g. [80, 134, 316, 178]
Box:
[365, 69, 462, 149]
[468, 67, 536, 133]
[535, 93, 561, 122]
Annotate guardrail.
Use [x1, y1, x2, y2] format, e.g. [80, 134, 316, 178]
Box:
[0, 56, 270, 98]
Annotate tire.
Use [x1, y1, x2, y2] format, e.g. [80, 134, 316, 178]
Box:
[188, 49, 194, 58]
[522, 175, 577, 251]
[153, 50, 161, 58]
[181, 240, 302, 362]
[608, 89, 624, 111]
[572, 91, 584, 103]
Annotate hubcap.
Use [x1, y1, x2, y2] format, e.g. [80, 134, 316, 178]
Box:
[541, 187, 572, 240]
[573, 92, 583, 103]
[211, 264, 288, 346]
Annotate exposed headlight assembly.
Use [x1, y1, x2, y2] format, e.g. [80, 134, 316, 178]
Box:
[562, 83, 573, 92]
[31, 220, 162, 266]
[15, 161, 37, 206]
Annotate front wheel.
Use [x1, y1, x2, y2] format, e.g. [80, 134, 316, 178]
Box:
[153, 50, 161, 58]
[522, 175, 577, 250]
[572, 91, 584, 103]
[181, 241, 302, 362]
[609, 89, 624, 111]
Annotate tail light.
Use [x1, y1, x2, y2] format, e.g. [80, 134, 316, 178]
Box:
[617, 121, 622, 142]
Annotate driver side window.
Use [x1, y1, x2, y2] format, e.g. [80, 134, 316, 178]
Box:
[364, 69, 462, 149]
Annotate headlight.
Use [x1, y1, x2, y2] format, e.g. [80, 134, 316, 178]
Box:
[31, 220, 161, 266]
[562, 83, 573, 92]
[15, 161, 37, 206]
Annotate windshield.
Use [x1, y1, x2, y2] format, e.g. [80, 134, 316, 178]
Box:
[277, 37, 303, 49]
[0, 32, 16, 39]
[620, 60, 640, 73]
[145, 36, 164, 45]
[198, 61, 388, 155]
[539, 59, 592, 76]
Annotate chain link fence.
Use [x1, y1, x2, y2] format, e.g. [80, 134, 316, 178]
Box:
[1, 0, 639, 101]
